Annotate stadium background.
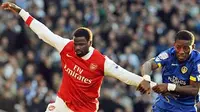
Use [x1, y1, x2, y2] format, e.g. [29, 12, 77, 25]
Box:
[0, 0, 200, 112]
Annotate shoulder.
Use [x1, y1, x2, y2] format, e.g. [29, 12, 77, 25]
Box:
[93, 48, 105, 58]
[156, 47, 175, 60]
[191, 50, 200, 63]
[191, 51, 200, 73]
[60, 40, 74, 55]
[91, 48, 106, 62]
[165, 47, 175, 55]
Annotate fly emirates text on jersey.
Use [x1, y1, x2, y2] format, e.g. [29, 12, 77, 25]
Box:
[64, 64, 92, 84]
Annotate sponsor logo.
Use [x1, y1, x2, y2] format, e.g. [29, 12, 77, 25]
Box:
[66, 54, 73, 58]
[155, 52, 169, 62]
[64, 64, 92, 84]
[158, 52, 169, 60]
[171, 63, 178, 66]
[168, 76, 186, 85]
[64, 64, 67, 69]
[155, 57, 161, 61]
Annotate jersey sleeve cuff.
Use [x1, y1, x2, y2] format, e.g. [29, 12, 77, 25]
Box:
[19, 9, 30, 22]
[143, 75, 151, 82]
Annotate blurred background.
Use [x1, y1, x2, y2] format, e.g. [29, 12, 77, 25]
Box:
[0, 0, 200, 112]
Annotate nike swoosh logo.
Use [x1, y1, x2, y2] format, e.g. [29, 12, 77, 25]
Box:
[66, 54, 73, 58]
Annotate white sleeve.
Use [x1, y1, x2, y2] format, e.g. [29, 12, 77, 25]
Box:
[19, 9, 70, 52]
[104, 56, 157, 87]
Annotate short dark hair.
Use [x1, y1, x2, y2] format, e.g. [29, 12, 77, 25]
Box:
[73, 27, 93, 41]
[175, 30, 195, 45]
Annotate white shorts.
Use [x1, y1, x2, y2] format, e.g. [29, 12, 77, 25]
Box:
[45, 96, 73, 112]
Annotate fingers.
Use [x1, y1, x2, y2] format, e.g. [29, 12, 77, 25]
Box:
[1, 2, 14, 9]
[137, 86, 146, 94]
[1, 3, 8, 9]
[146, 88, 151, 94]
[1, 2, 19, 13]
[152, 85, 161, 93]
[1, 3, 11, 10]
[153, 85, 167, 94]
[137, 83, 151, 94]
[152, 85, 158, 91]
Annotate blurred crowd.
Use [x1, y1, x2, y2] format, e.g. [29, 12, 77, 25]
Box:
[0, 0, 200, 112]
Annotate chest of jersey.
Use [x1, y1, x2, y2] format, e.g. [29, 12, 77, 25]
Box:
[62, 53, 103, 85]
[162, 59, 193, 85]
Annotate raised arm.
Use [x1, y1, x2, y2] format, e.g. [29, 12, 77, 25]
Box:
[1, 2, 70, 52]
[104, 57, 157, 94]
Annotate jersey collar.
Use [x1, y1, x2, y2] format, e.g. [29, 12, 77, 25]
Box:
[81, 47, 94, 60]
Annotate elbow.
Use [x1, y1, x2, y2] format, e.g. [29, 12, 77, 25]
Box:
[36, 32, 44, 39]
[190, 84, 200, 96]
[141, 63, 146, 68]
[192, 88, 199, 96]
[188, 87, 199, 96]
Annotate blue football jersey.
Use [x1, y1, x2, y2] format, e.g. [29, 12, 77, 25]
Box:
[153, 47, 200, 111]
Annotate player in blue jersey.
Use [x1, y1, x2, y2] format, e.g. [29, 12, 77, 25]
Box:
[137, 30, 200, 112]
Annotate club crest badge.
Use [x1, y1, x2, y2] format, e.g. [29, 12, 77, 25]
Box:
[181, 66, 188, 74]
[90, 63, 98, 71]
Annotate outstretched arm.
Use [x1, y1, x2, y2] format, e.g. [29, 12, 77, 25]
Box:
[173, 81, 200, 96]
[174, 81, 200, 96]
[152, 81, 200, 96]
[1, 2, 70, 52]
[149, 59, 200, 96]
[104, 57, 157, 93]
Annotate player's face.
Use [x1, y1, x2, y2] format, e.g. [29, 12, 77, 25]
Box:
[74, 36, 91, 57]
[174, 40, 194, 62]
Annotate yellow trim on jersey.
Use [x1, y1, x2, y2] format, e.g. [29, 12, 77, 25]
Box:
[157, 63, 162, 68]
[190, 76, 196, 81]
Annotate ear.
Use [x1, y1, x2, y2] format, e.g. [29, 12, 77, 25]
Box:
[192, 44, 195, 49]
[88, 41, 92, 46]
[173, 43, 176, 47]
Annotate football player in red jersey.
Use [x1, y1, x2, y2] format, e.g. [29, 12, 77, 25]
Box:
[1, 2, 156, 112]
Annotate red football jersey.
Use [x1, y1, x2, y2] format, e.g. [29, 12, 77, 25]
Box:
[58, 41, 105, 112]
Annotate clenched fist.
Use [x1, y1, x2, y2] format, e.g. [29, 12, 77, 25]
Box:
[137, 80, 151, 94]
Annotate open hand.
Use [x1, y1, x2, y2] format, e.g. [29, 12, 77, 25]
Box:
[137, 80, 151, 94]
[1, 2, 21, 13]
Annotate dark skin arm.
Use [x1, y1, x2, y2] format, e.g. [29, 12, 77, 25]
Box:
[174, 81, 199, 96]
[146, 59, 200, 96]
[137, 58, 158, 94]
[139, 58, 200, 96]
[153, 81, 200, 96]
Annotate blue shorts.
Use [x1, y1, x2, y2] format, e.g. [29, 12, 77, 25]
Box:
[152, 97, 197, 112]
